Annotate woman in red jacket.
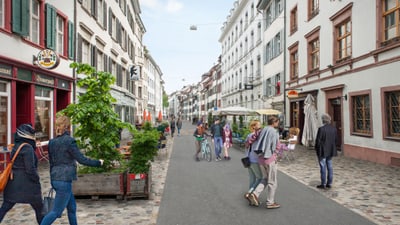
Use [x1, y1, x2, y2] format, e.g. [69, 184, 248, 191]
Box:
[222, 123, 233, 160]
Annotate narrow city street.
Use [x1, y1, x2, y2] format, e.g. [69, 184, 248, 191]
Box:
[1, 121, 399, 225]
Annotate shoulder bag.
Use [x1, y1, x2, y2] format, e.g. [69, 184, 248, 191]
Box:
[0, 143, 28, 192]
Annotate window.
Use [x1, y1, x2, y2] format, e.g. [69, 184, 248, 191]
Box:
[309, 38, 320, 71]
[82, 0, 91, 12]
[28, 0, 40, 44]
[35, 86, 53, 142]
[289, 42, 299, 80]
[305, 28, 320, 73]
[331, 3, 352, 63]
[111, 14, 117, 40]
[56, 15, 65, 54]
[0, 82, 8, 146]
[97, 50, 104, 72]
[275, 0, 282, 16]
[351, 94, 371, 135]
[382, 0, 400, 42]
[82, 39, 91, 64]
[383, 88, 400, 139]
[308, 0, 319, 20]
[290, 6, 298, 34]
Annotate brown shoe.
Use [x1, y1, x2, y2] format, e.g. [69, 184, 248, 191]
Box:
[266, 202, 281, 209]
[248, 193, 260, 206]
[244, 193, 252, 205]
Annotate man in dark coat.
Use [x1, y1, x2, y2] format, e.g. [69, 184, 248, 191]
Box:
[0, 124, 44, 224]
[315, 113, 338, 189]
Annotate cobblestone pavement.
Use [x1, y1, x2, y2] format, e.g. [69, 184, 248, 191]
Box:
[277, 146, 400, 225]
[1, 127, 400, 225]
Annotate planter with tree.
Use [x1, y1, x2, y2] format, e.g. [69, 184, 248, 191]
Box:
[61, 62, 133, 199]
[124, 121, 159, 199]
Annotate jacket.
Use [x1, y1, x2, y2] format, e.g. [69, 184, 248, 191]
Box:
[315, 124, 338, 158]
[3, 136, 42, 204]
[251, 126, 278, 159]
[48, 131, 101, 182]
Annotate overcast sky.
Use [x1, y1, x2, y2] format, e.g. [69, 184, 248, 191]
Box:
[140, 0, 235, 94]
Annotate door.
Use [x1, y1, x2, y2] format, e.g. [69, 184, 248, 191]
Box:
[330, 99, 343, 151]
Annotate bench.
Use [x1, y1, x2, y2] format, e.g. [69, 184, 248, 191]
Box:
[232, 132, 246, 148]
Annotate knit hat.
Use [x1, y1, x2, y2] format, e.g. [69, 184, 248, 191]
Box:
[16, 124, 36, 140]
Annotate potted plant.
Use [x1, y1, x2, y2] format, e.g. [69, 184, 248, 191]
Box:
[61, 62, 134, 198]
[124, 121, 159, 199]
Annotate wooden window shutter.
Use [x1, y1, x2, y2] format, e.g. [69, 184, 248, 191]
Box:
[77, 35, 82, 63]
[45, 3, 56, 49]
[68, 21, 75, 60]
[103, 2, 107, 29]
[12, 0, 30, 37]
[108, 8, 112, 36]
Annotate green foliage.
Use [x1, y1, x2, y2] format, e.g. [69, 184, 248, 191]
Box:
[232, 122, 238, 134]
[61, 62, 134, 173]
[239, 115, 244, 128]
[126, 128, 160, 173]
[208, 112, 213, 126]
[162, 91, 169, 108]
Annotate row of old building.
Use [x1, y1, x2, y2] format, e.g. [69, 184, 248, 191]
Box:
[168, 0, 400, 167]
[0, 1, 164, 148]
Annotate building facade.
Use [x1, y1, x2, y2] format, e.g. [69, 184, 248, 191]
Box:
[285, 0, 400, 166]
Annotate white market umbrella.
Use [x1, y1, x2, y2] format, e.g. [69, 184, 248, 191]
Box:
[301, 94, 322, 147]
[212, 106, 258, 116]
[256, 109, 281, 115]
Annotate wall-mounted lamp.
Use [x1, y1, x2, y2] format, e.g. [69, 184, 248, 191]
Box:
[337, 94, 347, 101]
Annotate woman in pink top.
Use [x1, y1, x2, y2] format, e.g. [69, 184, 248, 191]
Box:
[222, 123, 233, 160]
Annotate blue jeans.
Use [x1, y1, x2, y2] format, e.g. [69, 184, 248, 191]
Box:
[248, 163, 262, 192]
[318, 156, 333, 186]
[40, 181, 77, 225]
[213, 136, 223, 157]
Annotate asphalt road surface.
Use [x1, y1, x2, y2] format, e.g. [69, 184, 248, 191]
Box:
[156, 125, 377, 225]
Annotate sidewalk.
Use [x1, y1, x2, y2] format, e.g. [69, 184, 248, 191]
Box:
[276, 145, 400, 225]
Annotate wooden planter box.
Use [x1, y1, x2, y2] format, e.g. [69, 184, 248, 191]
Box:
[73, 173, 124, 200]
[124, 167, 152, 200]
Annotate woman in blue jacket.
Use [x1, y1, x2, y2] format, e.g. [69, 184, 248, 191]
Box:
[40, 115, 103, 225]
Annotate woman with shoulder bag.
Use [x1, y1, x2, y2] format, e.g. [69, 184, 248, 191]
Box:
[0, 124, 44, 224]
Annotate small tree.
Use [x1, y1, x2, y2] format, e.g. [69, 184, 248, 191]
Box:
[126, 121, 159, 173]
[61, 62, 133, 173]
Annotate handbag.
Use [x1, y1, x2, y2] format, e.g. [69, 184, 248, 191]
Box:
[241, 157, 251, 168]
[0, 143, 27, 192]
[42, 188, 55, 215]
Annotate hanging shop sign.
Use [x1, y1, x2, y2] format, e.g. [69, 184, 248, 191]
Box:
[287, 90, 299, 98]
[36, 49, 60, 70]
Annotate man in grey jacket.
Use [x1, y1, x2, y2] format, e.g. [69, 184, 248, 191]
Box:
[247, 116, 281, 209]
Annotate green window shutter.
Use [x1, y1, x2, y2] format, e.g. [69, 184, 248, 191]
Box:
[12, 0, 30, 37]
[45, 3, 56, 50]
[68, 21, 75, 59]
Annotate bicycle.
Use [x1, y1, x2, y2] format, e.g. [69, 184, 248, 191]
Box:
[200, 135, 212, 162]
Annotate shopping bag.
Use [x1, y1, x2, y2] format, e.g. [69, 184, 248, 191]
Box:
[42, 188, 55, 215]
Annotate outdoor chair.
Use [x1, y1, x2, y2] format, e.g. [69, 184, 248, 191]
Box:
[277, 127, 299, 162]
[36, 141, 49, 162]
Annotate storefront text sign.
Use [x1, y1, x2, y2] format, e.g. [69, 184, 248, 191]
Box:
[287, 90, 299, 98]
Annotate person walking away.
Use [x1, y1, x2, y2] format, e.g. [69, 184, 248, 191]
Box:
[0, 124, 44, 224]
[193, 121, 209, 161]
[315, 113, 338, 189]
[243, 120, 263, 205]
[210, 117, 224, 161]
[246, 116, 281, 209]
[176, 118, 183, 136]
[222, 123, 233, 160]
[170, 117, 176, 137]
[40, 115, 104, 225]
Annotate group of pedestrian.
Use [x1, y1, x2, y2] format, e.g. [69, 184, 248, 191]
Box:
[0, 115, 104, 225]
[243, 113, 338, 209]
[169, 117, 183, 137]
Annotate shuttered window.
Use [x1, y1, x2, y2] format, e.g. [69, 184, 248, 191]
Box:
[12, 0, 29, 37]
[45, 3, 56, 49]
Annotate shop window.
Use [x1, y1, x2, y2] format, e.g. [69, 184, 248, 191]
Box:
[0, 82, 8, 146]
[34, 86, 53, 142]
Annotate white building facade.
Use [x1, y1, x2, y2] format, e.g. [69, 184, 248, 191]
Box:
[219, 0, 264, 110]
[285, 0, 400, 166]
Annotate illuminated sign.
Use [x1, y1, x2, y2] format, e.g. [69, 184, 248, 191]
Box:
[287, 90, 299, 98]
